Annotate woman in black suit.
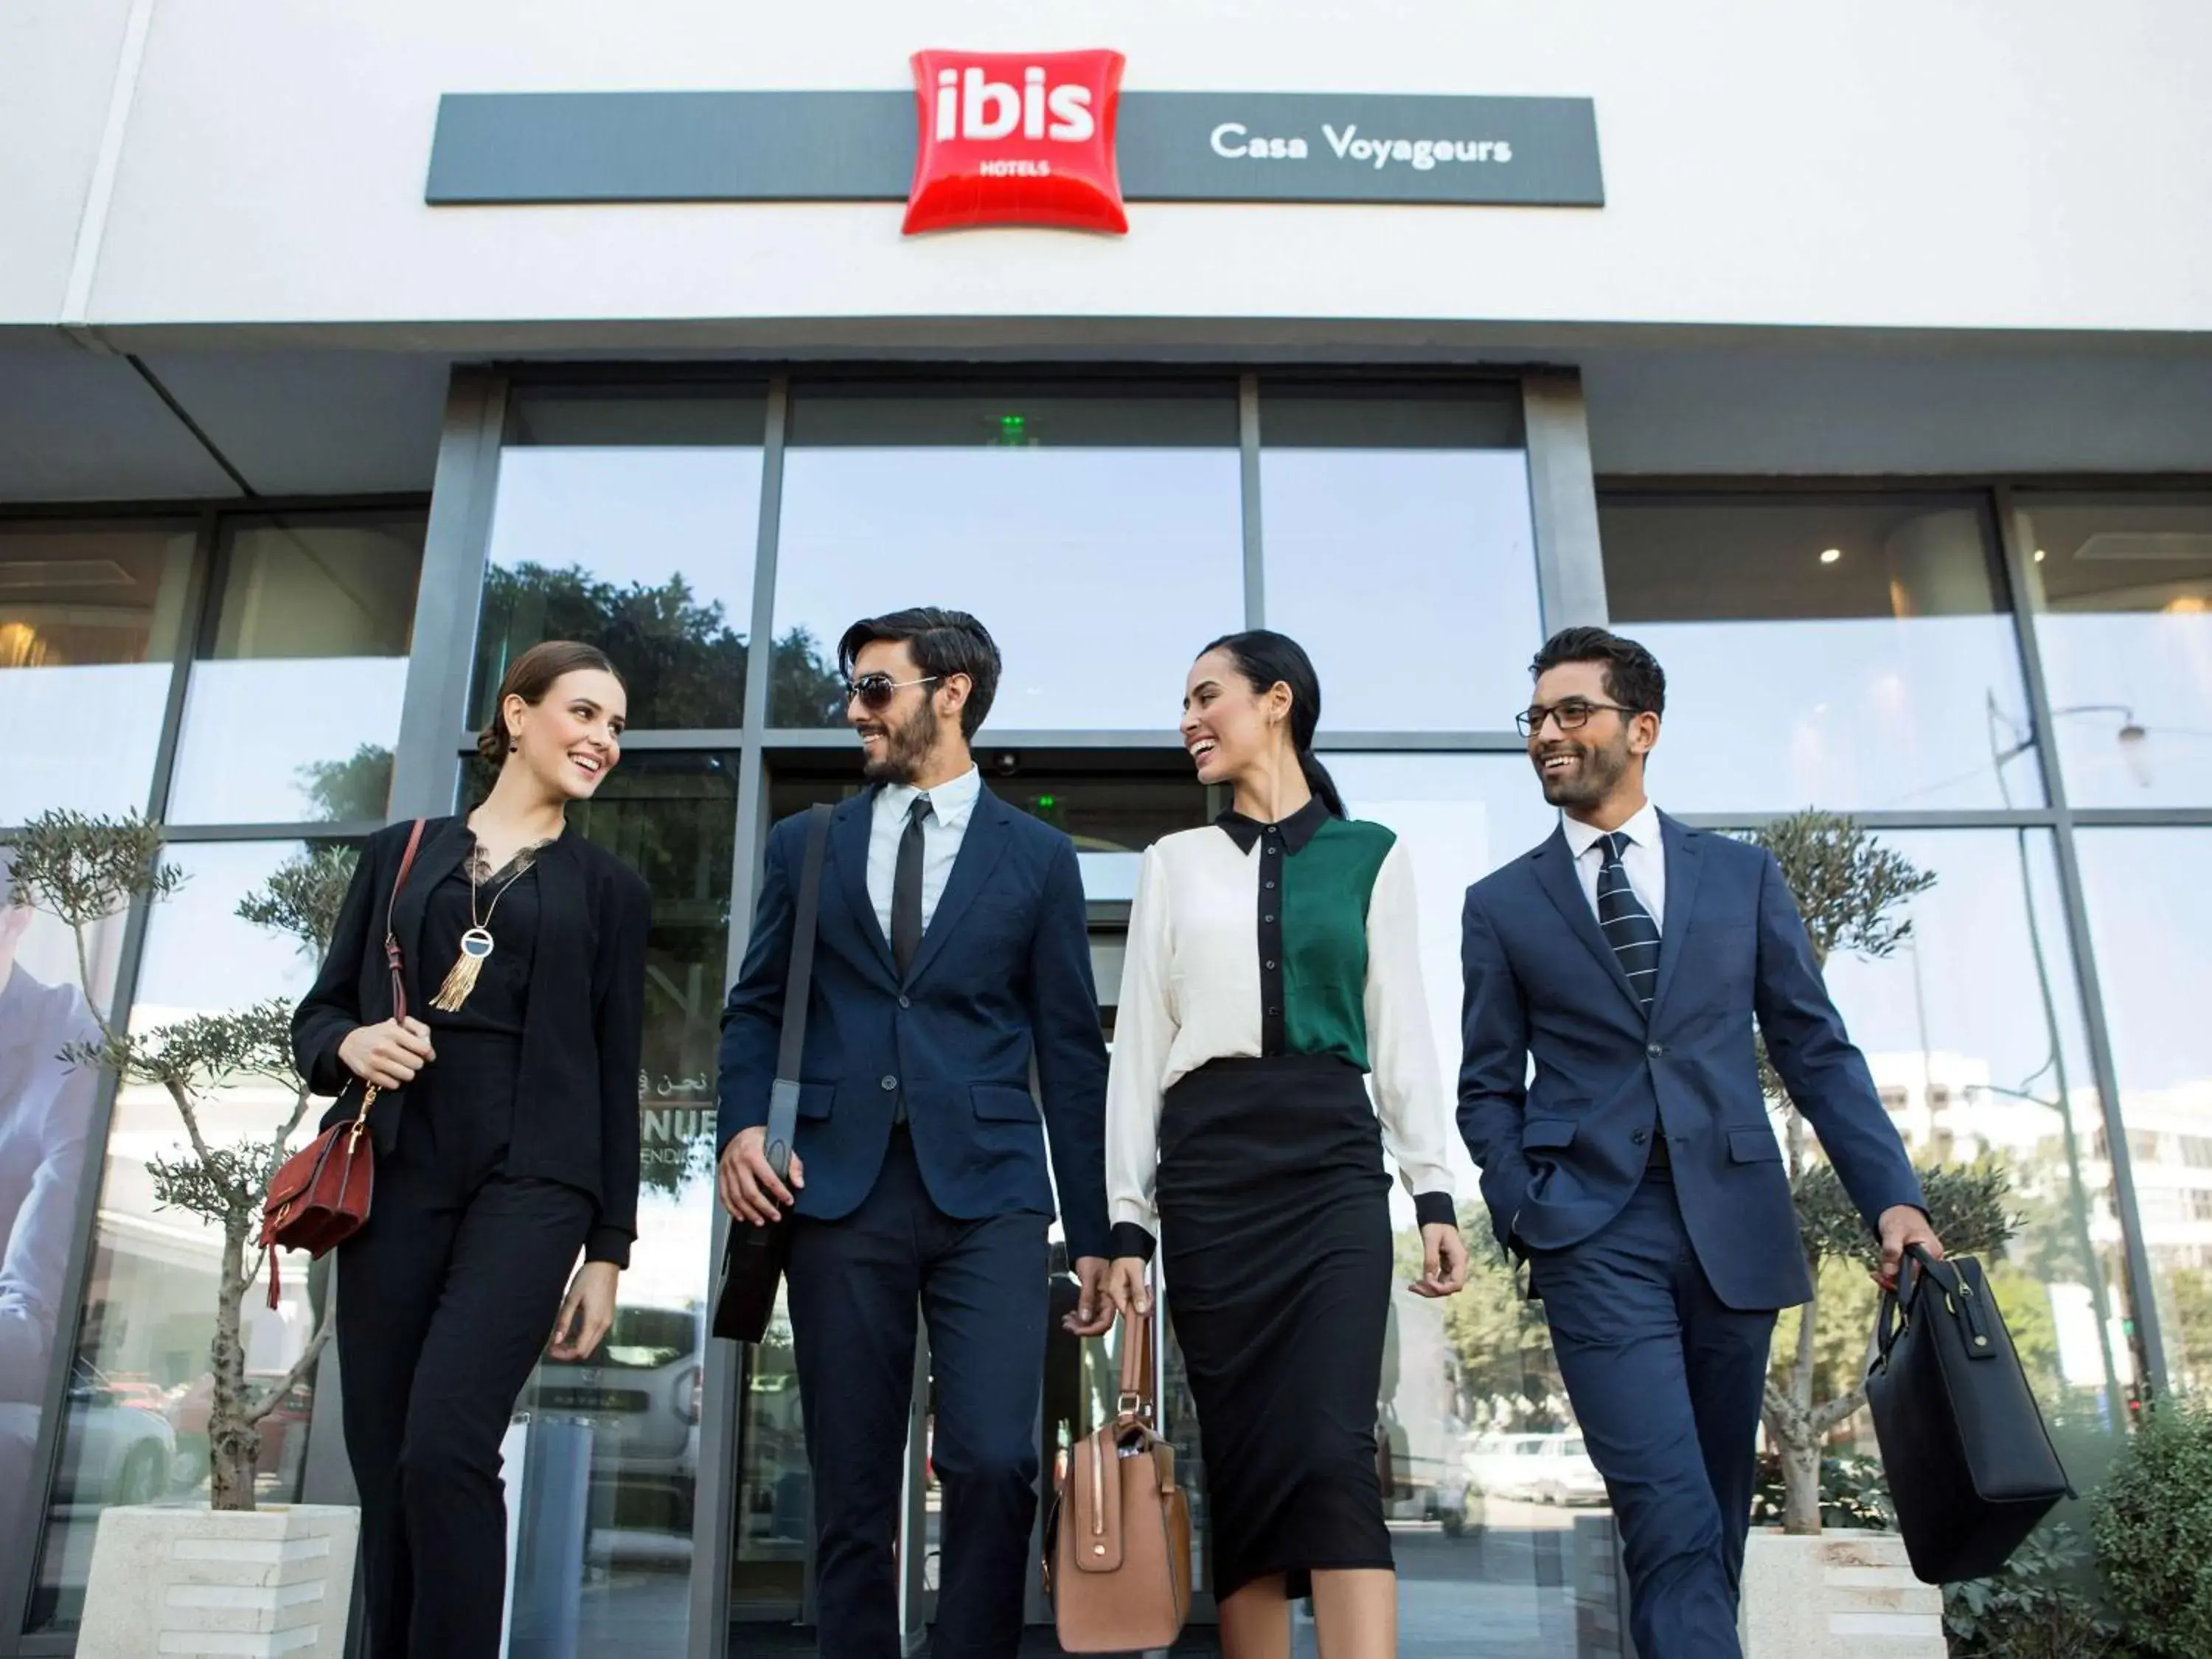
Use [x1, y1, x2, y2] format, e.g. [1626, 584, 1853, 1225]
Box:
[292, 640, 651, 1659]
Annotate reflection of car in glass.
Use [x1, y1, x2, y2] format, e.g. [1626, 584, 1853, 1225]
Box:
[57, 1363, 175, 1506]
[529, 1304, 703, 1525]
[1468, 1431, 1607, 1506]
[1529, 1434, 1607, 1505]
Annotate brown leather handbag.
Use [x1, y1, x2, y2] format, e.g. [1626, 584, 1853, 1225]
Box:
[1046, 1303, 1192, 1653]
[260, 818, 425, 1310]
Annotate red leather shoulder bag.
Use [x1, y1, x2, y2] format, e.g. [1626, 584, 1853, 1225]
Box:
[260, 818, 426, 1308]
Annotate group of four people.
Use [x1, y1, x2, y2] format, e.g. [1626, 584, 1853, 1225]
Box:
[297, 609, 1940, 1659]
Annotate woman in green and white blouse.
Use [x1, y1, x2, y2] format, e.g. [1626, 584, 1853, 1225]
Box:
[1102, 630, 1470, 1659]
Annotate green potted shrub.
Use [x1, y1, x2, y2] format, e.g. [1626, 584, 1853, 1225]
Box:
[10, 810, 362, 1658]
[2090, 1392, 2212, 1657]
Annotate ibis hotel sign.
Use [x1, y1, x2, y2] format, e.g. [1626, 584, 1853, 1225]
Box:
[425, 51, 1604, 233]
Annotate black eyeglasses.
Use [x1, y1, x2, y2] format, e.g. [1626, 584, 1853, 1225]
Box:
[845, 672, 939, 711]
[1516, 700, 1643, 738]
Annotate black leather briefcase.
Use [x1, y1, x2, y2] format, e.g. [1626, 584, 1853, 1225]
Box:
[712, 802, 832, 1346]
[1865, 1245, 2073, 1583]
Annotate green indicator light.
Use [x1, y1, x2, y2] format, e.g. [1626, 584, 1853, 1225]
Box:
[1037, 795, 1057, 809]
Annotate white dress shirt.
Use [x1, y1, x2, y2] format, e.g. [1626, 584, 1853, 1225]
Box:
[1562, 799, 1666, 931]
[867, 766, 983, 940]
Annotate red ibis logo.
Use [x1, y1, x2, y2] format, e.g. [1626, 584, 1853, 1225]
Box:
[902, 49, 1128, 236]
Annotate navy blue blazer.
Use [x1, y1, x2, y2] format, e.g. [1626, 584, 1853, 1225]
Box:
[715, 785, 1111, 1262]
[1457, 813, 1924, 1311]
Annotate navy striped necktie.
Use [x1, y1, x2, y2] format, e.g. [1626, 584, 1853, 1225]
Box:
[1596, 830, 1661, 1014]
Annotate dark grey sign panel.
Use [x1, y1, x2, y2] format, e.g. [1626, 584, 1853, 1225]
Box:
[427, 91, 1602, 208]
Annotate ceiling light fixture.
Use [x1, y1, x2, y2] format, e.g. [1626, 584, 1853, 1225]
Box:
[1819, 548, 1843, 565]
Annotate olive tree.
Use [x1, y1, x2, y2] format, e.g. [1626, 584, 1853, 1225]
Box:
[13, 811, 355, 1511]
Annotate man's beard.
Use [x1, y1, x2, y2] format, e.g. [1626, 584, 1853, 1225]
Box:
[862, 695, 940, 784]
[1537, 734, 1630, 809]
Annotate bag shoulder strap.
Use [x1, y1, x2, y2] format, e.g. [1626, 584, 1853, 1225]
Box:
[382, 818, 428, 1022]
[764, 804, 835, 1181]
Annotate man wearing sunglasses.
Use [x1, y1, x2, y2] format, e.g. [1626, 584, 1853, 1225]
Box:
[716, 607, 1112, 1659]
[1456, 626, 1940, 1659]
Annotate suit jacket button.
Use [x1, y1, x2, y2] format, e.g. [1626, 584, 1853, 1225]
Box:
[898, 995, 911, 1009]
[1646, 1042, 1666, 1058]
[880, 1075, 897, 1091]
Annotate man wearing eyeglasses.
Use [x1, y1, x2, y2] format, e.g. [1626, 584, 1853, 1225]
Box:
[1457, 626, 1941, 1659]
[716, 607, 1113, 1659]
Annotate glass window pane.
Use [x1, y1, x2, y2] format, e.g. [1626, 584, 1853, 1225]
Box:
[2074, 830, 2212, 1388]
[474, 388, 766, 733]
[1599, 495, 2037, 812]
[0, 521, 195, 824]
[167, 515, 426, 825]
[520, 752, 734, 1657]
[771, 384, 1243, 730]
[1260, 388, 1540, 733]
[1813, 830, 2132, 1418]
[2014, 494, 2212, 807]
[0, 848, 127, 1587]
[1761, 827, 2136, 1581]
[31, 840, 347, 1632]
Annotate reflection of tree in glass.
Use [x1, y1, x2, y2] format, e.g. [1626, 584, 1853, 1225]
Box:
[476, 563, 746, 729]
[1394, 1217, 1562, 1427]
[15, 813, 352, 1512]
[471, 563, 846, 730]
[296, 743, 393, 823]
[569, 766, 737, 1198]
[766, 626, 848, 728]
[2167, 1270, 2212, 1388]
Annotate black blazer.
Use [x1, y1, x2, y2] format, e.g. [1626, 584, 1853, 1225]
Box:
[291, 816, 652, 1265]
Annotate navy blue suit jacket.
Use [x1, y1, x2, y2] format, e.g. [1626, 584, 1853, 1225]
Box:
[715, 785, 1110, 1262]
[1457, 813, 1924, 1311]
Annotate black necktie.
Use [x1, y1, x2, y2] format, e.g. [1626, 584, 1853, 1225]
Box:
[891, 793, 932, 981]
[1596, 830, 1661, 1015]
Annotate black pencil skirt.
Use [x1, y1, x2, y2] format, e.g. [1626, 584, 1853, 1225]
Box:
[1155, 1054, 1395, 1602]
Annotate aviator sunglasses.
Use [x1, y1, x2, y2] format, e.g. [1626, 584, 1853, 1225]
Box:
[845, 672, 941, 711]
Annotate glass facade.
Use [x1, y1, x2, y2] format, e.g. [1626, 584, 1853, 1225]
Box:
[0, 521, 195, 826]
[0, 380, 2201, 1659]
[168, 514, 425, 826]
[1599, 493, 2034, 812]
[2011, 494, 2212, 807]
[772, 384, 1245, 731]
[1262, 390, 1541, 733]
[474, 388, 767, 734]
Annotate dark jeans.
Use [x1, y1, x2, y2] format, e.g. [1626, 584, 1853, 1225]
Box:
[337, 1169, 593, 1659]
[1532, 1171, 1777, 1659]
[786, 1130, 1048, 1659]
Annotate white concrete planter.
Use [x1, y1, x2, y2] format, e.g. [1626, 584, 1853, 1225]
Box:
[1739, 1527, 1945, 1658]
[77, 1504, 359, 1659]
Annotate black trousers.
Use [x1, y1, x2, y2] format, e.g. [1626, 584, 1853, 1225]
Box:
[336, 1093, 592, 1659]
[786, 1130, 1048, 1659]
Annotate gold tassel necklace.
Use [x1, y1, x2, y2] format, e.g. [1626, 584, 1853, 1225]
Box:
[429, 840, 543, 1013]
